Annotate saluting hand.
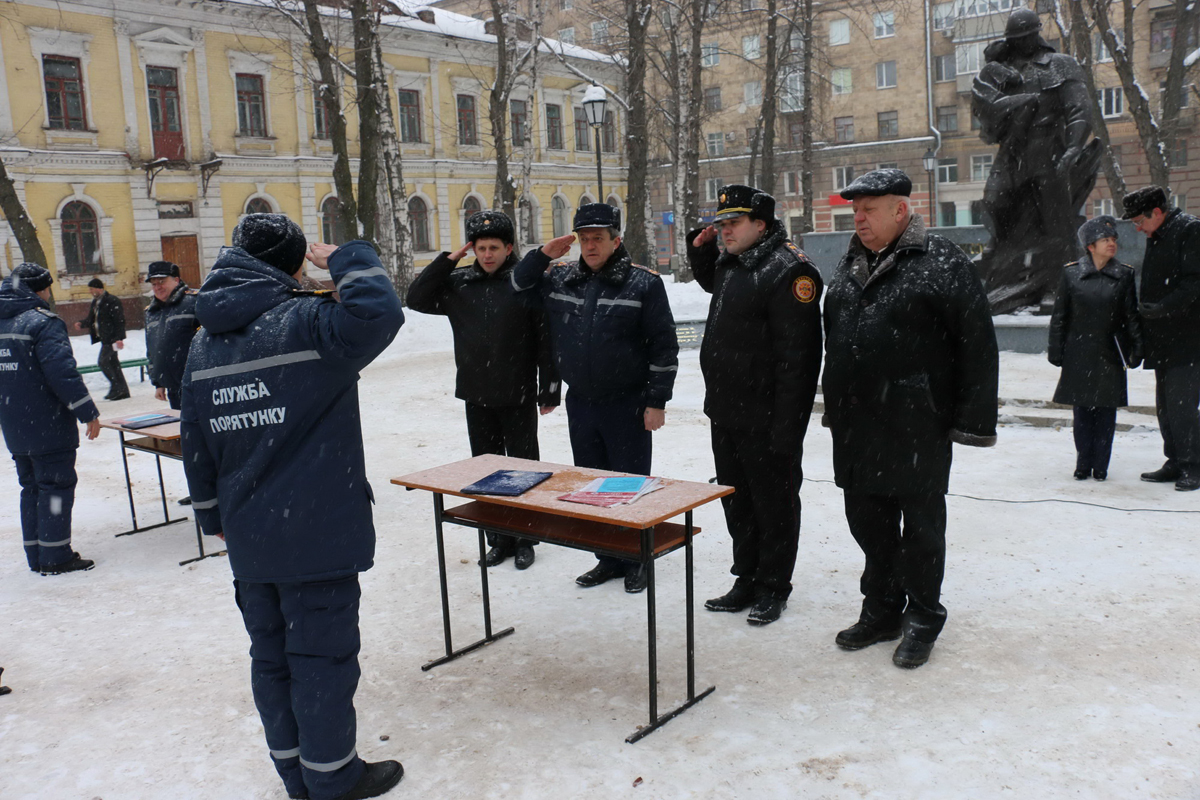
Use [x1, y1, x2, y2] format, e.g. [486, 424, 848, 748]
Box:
[692, 226, 718, 248]
[449, 242, 474, 262]
[306, 243, 338, 271]
[541, 234, 576, 259]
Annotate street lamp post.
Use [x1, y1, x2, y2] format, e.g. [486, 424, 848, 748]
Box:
[583, 84, 608, 202]
[923, 148, 938, 226]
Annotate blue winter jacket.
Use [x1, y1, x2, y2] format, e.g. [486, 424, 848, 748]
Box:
[511, 244, 678, 407]
[144, 283, 199, 392]
[180, 241, 404, 583]
[0, 277, 99, 456]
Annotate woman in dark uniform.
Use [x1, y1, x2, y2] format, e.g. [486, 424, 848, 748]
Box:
[1048, 215, 1143, 480]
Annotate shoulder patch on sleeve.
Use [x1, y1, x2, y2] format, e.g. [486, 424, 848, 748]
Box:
[632, 263, 661, 276]
[791, 275, 817, 304]
[35, 307, 59, 318]
[291, 288, 335, 298]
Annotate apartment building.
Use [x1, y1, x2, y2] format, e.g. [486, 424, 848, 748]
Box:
[0, 0, 623, 321]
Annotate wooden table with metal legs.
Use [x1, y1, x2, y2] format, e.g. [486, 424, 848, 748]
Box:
[392, 453, 733, 743]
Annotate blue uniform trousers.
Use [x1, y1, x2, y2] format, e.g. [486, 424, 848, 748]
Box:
[566, 392, 651, 570]
[234, 577, 366, 800]
[13, 449, 77, 571]
[1072, 406, 1118, 475]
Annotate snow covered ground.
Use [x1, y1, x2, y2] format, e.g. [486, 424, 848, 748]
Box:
[2, 279, 1198, 799]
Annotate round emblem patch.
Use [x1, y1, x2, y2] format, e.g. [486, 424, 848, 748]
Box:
[792, 275, 815, 303]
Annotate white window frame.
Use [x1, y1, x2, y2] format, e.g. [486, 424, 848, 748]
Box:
[833, 165, 855, 191]
[1093, 198, 1115, 217]
[876, 61, 897, 90]
[1100, 86, 1124, 118]
[744, 80, 763, 107]
[701, 42, 720, 68]
[706, 132, 725, 157]
[591, 20, 609, 45]
[933, 2, 956, 30]
[955, 41, 985, 76]
[873, 11, 895, 39]
[829, 18, 850, 46]
[743, 34, 761, 60]
[705, 177, 721, 202]
[781, 71, 803, 112]
[556, 27, 575, 45]
[937, 157, 958, 184]
[971, 153, 993, 182]
[832, 67, 852, 96]
[934, 54, 956, 83]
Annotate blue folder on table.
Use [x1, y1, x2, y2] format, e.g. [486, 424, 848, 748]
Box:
[461, 470, 553, 496]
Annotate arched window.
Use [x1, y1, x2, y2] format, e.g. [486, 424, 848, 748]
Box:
[409, 196, 430, 251]
[462, 195, 482, 242]
[245, 197, 273, 215]
[607, 194, 621, 208]
[61, 201, 100, 273]
[321, 196, 345, 245]
[552, 196, 570, 238]
[578, 194, 594, 207]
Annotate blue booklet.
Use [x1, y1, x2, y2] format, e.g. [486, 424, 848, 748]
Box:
[462, 469, 553, 496]
[116, 413, 180, 430]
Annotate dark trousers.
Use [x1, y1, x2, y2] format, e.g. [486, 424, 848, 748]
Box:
[235, 577, 366, 800]
[1155, 364, 1200, 472]
[843, 492, 948, 643]
[13, 449, 77, 571]
[167, 387, 182, 410]
[465, 402, 538, 550]
[98, 343, 129, 397]
[566, 392, 651, 570]
[1073, 406, 1117, 474]
[710, 424, 802, 599]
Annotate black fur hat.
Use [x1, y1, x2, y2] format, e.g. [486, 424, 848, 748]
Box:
[1121, 186, 1169, 220]
[839, 169, 912, 200]
[12, 262, 52, 292]
[233, 213, 308, 273]
[1078, 215, 1120, 247]
[466, 210, 514, 245]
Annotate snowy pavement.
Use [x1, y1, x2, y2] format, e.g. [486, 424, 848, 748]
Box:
[2, 289, 1199, 799]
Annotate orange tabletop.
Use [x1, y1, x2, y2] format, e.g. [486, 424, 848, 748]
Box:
[99, 410, 181, 440]
[392, 453, 733, 530]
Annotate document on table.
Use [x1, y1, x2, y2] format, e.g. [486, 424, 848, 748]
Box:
[558, 476, 664, 507]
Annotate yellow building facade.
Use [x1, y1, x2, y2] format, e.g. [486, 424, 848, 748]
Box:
[0, 0, 625, 322]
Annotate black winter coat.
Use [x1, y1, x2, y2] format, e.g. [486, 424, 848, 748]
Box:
[1048, 256, 1142, 408]
[512, 244, 678, 408]
[81, 291, 126, 344]
[144, 283, 200, 393]
[0, 276, 99, 455]
[1138, 208, 1200, 368]
[406, 251, 560, 408]
[686, 221, 823, 454]
[822, 215, 999, 496]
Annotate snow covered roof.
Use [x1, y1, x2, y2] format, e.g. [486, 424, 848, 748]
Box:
[226, 0, 617, 65]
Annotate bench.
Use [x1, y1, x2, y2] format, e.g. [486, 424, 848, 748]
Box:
[78, 357, 150, 382]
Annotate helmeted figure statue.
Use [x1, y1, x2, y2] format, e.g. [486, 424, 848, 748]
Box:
[972, 8, 1102, 313]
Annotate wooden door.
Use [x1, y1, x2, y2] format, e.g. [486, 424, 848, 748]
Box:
[147, 66, 185, 161]
[161, 235, 201, 287]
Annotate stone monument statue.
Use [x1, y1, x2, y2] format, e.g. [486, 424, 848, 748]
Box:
[971, 8, 1102, 313]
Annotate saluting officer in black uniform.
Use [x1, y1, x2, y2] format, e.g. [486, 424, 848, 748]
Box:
[407, 210, 560, 570]
[512, 203, 679, 593]
[686, 185, 824, 625]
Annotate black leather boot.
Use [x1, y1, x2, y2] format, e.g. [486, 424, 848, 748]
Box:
[835, 620, 903, 650]
[332, 760, 404, 800]
[892, 637, 935, 668]
[1142, 463, 1181, 482]
[704, 579, 756, 612]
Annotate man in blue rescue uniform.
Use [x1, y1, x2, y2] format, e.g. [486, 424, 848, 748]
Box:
[143, 260, 199, 410]
[0, 263, 101, 574]
[512, 203, 679, 592]
[180, 215, 405, 800]
[686, 185, 824, 625]
[406, 210, 559, 570]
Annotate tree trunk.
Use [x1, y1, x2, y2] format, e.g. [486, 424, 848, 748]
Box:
[0, 157, 48, 267]
[489, 0, 517, 221]
[799, 0, 814, 235]
[623, 0, 653, 266]
[351, 0, 380, 242]
[1090, 0, 1172, 188]
[371, 35, 415, 294]
[1067, 0, 1126, 203]
[301, 0, 360, 243]
[759, 0, 779, 196]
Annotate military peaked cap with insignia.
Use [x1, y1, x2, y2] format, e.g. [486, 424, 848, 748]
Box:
[573, 202, 621, 232]
[12, 262, 53, 292]
[465, 210, 515, 245]
[839, 168, 913, 201]
[146, 260, 181, 281]
[1121, 186, 1169, 220]
[1078, 215, 1120, 247]
[714, 184, 776, 223]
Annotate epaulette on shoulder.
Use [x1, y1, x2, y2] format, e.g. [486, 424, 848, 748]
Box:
[185, 288, 199, 295]
[291, 288, 335, 298]
[35, 307, 59, 318]
[1065, 260, 1079, 267]
[549, 260, 570, 271]
[631, 263, 660, 276]
[784, 240, 814, 264]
